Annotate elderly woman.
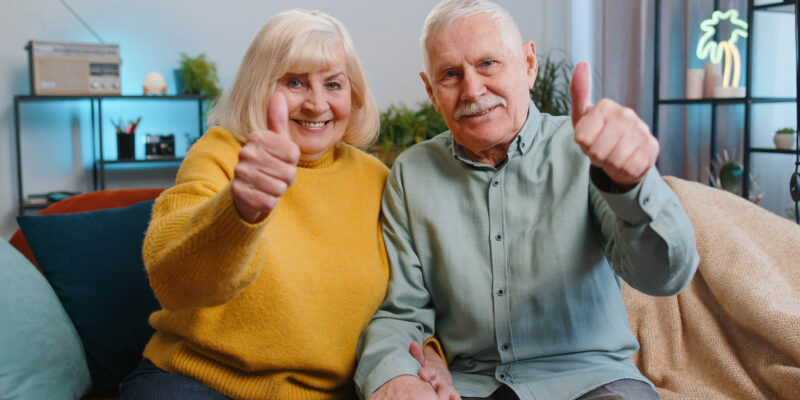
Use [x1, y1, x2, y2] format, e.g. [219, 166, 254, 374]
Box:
[119, 9, 435, 400]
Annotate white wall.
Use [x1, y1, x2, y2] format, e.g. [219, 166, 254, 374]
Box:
[0, 0, 572, 239]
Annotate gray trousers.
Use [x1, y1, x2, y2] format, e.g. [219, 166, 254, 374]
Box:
[461, 379, 659, 400]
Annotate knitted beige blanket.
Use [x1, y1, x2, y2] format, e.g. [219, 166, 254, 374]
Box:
[622, 176, 800, 399]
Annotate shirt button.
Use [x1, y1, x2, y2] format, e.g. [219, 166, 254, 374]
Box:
[492, 180, 500, 187]
[502, 343, 510, 351]
[495, 234, 502, 241]
[643, 196, 650, 205]
[499, 373, 506, 380]
[496, 288, 505, 296]
[521, 142, 526, 148]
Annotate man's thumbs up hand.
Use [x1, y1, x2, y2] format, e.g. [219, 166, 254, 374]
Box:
[570, 62, 659, 188]
[232, 92, 300, 223]
[570, 62, 593, 127]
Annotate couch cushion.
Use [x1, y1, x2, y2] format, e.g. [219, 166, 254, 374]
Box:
[17, 200, 160, 398]
[9, 188, 165, 270]
[0, 239, 91, 399]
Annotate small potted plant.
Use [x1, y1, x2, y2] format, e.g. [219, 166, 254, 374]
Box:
[176, 52, 222, 100]
[774, 127, 796, 150]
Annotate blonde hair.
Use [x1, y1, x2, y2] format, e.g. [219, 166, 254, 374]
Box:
[421, 0, 523, 78]
[208, 9, 379, 148]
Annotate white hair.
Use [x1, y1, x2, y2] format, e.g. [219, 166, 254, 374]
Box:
[208, 9, 379, 147]
[420, 0, 524, 79]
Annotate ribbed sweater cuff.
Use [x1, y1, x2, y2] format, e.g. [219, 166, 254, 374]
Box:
[203, 183, 271, 242]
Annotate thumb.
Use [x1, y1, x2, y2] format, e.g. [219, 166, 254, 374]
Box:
[570, 61, 592, 126]
[409, 342, 425, 366]
[267, 91, 289, 136]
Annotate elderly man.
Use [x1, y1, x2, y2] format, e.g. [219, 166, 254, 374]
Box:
[355, 0, 699, 399]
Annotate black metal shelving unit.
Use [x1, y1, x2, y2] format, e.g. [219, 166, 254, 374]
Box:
[13, 94, 205, 214]
[653, 0, 798, 202]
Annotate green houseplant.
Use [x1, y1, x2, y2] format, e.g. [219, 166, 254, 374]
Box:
[371, 102, 447, 165]
[530, 52, 573, 116]
[176, 53, 222, 100]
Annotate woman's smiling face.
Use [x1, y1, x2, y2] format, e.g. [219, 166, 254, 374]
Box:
[275, 47, 351, 161]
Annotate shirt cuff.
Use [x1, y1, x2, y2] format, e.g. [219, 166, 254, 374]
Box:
[590, 167, 664, 224]
[359, 356, 421, 399]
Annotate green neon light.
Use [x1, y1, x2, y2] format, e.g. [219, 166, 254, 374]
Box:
[696, 9, 749, 64]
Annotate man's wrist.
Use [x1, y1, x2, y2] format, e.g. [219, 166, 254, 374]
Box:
[589, 166, 639, 194]
[369, 374, 422, 398]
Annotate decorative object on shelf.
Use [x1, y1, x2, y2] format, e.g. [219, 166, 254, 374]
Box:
[703, 61, 722, 98]
[686, 68, 704, 99]
[176, 53, 221, 100]
[708, 150, 763, 203]
[696, 9, 749, 98]
[143, 72, 166, 96]
[145, 134, 175, 159]
[773, 127, 796, 150]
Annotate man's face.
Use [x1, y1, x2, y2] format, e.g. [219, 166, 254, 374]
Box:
[421, 13, 537, 162]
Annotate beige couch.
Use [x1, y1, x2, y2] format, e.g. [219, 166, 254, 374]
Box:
[623, 177, 800, 400]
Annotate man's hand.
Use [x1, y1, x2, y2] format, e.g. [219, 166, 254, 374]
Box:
[410, 342, 460, 400]
[231, 92, 300, 223]
[570, 62, 659, 188]
[367, 375, 439, 400]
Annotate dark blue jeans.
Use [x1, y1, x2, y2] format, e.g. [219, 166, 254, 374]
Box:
[120, 358, 231, 400]
[576, 379, 659, 400]
[462, 379, 659, 400]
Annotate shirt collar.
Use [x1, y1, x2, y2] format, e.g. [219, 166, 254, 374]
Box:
[450, 99, 542, 168]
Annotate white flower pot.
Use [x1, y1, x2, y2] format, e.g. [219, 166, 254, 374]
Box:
[774, 133, 796, 150]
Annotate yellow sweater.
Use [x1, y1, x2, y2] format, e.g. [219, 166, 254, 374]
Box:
[141, 127, 390, 399]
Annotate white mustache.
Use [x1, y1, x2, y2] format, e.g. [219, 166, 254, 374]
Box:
[453, 96, 507, 120]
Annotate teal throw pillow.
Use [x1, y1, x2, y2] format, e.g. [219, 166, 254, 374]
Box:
[0, 239, 91, 399]
[17, 200, 160, 397]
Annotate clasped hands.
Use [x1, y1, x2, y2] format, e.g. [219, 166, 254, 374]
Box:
[368, 342, 459, 400]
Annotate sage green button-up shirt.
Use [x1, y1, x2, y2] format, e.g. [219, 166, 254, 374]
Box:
[355, 101, 699, 400]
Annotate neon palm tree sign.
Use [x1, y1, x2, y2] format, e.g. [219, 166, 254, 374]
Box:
[696, 9, 749, 91]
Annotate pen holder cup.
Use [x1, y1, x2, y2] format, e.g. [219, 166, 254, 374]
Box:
[117, 134, 135, 160]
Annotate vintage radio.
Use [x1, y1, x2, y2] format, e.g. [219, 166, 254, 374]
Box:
[26, 40, 121, 95]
